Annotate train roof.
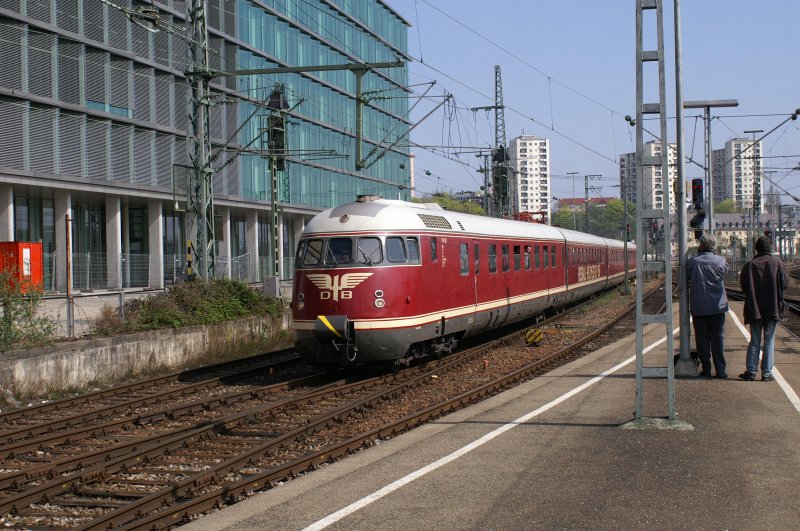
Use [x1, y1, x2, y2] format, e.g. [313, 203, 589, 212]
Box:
[302, 197, 632, 248]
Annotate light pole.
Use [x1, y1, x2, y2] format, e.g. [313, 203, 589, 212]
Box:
[674, 97, 738, 376]
[683, 99, 739, 235]
[567, 172, 579, 230]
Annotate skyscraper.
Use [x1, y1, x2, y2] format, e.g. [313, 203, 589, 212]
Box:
[508, 135, 550, 222]
[618, 141, 677, 212]
[712, 138, 764, 213]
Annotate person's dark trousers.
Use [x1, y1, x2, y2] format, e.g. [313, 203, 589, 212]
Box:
[692, 313, 727, 377]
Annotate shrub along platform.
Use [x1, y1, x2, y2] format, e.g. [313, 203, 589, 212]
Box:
[0, 312, 290, 399]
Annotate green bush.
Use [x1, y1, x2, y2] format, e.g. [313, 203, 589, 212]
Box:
[0, 267, 55, 351]
[93, 279, 283, 336]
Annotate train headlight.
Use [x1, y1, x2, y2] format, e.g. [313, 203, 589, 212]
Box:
[297, 292, 305, 301]
[297, 301, 305, 311]
[374, 290, 385, 308]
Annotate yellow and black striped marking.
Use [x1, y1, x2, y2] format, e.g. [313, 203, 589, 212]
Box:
[318, 315, 344, 339]
[525, 328, 543, 345]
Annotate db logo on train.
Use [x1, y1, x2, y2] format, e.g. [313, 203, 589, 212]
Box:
[306, 273, 373, 301]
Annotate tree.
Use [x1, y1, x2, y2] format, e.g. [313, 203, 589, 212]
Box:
[413, 194, 486, 216]
[714, 199, 740, 214]
[551, 207, 578, 231]
[552, 200, 636, 240]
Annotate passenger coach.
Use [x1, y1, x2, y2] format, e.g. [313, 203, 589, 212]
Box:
[292, 196, 634, 368]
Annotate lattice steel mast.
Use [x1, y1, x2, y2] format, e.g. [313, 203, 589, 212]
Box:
[634, 0, 675, 420]
[187, 0, 215, 279]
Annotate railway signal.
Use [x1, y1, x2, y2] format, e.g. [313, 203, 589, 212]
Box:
[689, 178, 706, 238]
[691, 178, 704, 211]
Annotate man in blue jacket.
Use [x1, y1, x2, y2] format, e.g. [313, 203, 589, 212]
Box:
[686, 234, 730, 378]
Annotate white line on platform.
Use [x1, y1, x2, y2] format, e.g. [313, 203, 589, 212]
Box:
[302, 332, 674, 531]
[729, 311, 800, 414]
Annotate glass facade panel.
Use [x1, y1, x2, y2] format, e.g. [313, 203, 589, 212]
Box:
[0, 1, 409, 288]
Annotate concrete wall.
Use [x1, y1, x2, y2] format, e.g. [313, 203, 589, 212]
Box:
[0, 313, 291, 398]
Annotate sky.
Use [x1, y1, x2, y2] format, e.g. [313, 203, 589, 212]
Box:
[387, 0, 800, 206]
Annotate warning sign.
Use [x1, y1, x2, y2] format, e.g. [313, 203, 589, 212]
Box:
[525, 328, 543, 345]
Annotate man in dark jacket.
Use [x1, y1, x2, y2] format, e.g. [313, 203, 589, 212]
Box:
[686, 234, 730, 378]
[739, 235, 787, 382]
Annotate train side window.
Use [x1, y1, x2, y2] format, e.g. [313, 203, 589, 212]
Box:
[326, 238, 353, 265]
[551, 246, 557, 267]
[430, 237, 438, 262]
[524, 245, 531, 270]
[513, 245, 521, 271]
[356, 237, 382, 265]
[534, 245, 540, 269]
[295, 240, 306, 266]
[488, 244, 497, 273]
[386, 237, 407, 263]
[502, 244, 510, 272]
[406, 237, 420, 263]
[302, 239, 323, 266]
[459, 242, 469, 275]
[474, 243, 480, 275]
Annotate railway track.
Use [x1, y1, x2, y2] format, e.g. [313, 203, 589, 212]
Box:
[726, 287, 800, 338]
[0, 281, 666, 529]
[0, 349, 306, 448]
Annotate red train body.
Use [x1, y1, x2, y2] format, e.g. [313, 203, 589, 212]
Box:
[292, 197, 635, 367]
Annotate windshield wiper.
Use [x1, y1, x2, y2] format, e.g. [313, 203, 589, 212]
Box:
[325, 247, 339, 267]
[358, 246, 372, 266]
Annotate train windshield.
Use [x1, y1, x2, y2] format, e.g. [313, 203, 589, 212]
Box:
[299, 239, 323, 266]
[356, 237, 382, 265]
[325, 238, 353, 266]
[295, 236, 419, 269]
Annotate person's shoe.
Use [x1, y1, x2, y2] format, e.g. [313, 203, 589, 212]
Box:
[699, 370, 712, 378]
[715, 373, 728, 379]
[762, 374, 774, 382]
[739, 371, 756, 381]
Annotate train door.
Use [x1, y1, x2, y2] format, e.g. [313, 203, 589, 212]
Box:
[469, 239, 484, 333]
[548, 241, 559, 292]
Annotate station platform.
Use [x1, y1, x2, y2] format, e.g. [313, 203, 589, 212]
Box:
[185, 301, 800, 530]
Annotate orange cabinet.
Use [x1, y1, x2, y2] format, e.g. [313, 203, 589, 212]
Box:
[0, 242, 44, 293]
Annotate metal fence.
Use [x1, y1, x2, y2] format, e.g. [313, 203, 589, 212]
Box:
[71, 251, 108, 291]
[164, 254, 188, 286]
[230, 252, 251, 282]
[121, 253, 150, 288]
[39, 252, 295, 293]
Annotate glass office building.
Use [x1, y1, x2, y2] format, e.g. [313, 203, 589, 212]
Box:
[0, 0, 411, 291]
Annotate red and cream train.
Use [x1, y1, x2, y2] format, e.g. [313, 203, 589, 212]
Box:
[292, 196, 635, 367]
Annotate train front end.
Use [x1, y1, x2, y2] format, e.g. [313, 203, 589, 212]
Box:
[292, 198, 422, 367]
